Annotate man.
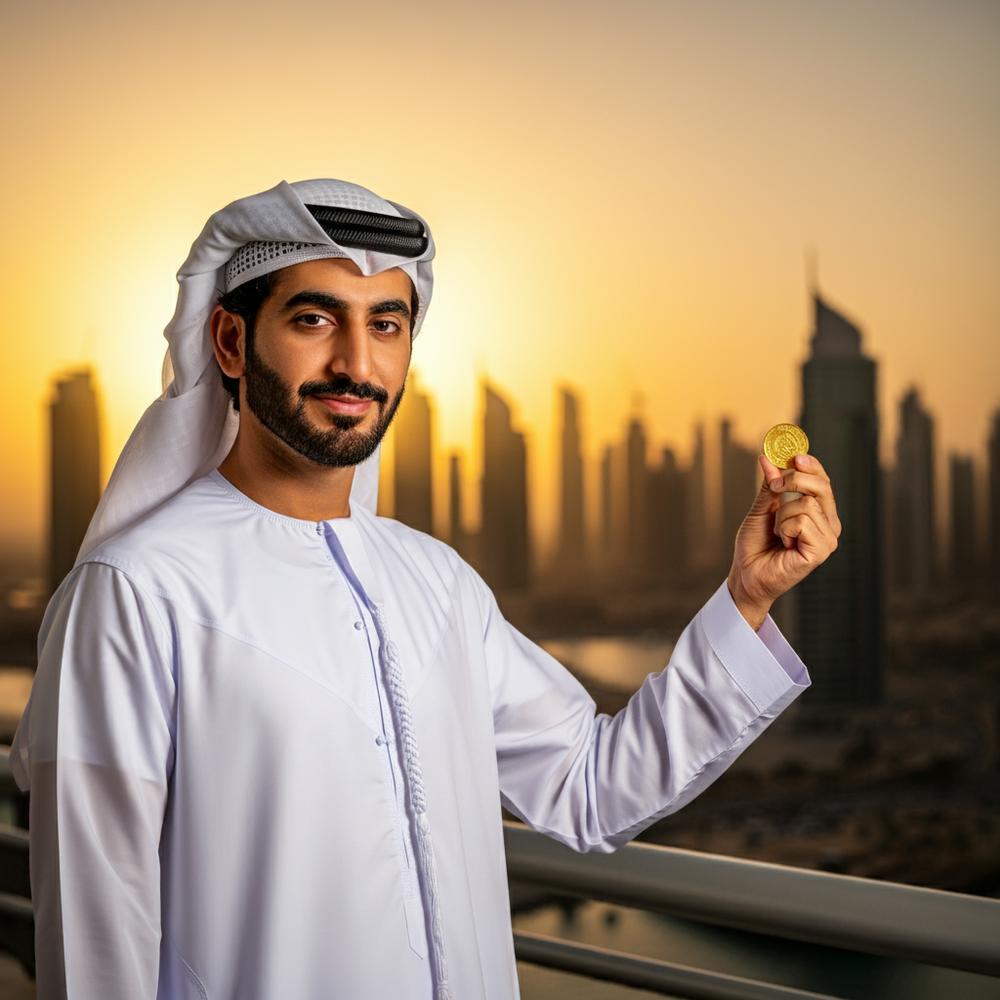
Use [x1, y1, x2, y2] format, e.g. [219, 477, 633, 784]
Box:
[12, 178, 840, 999]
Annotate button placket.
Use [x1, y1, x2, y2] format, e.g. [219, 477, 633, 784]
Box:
[317, 524, 425, 956]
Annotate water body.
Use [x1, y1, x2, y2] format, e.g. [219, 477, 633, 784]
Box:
[513, 899, 1000, 999]
[540, 634, 675, 693]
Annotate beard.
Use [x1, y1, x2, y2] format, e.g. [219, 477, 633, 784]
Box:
[242, 326, 406, 468]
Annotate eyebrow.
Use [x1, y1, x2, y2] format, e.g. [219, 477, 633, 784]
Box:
[278, 290, 411, 322]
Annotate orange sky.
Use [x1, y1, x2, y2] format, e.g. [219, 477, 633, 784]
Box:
[2, 0, 997, 566]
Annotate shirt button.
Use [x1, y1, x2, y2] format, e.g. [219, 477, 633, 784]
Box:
[353, 620, 364, 630]
[375, 734, 386, 746]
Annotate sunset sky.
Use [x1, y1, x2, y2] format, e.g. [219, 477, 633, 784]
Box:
[2, 0, 997, 566]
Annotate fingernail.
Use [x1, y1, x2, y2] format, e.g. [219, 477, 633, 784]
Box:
[794, 454, 809, 468]
[769, 477, 784, 490]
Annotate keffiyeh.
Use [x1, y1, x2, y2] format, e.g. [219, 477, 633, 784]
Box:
[74, 177, 437, 567]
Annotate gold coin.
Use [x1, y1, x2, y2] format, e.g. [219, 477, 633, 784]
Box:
[763, 423, 809, 470]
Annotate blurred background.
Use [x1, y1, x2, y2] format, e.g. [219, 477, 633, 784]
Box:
[1, 0, 998, 996]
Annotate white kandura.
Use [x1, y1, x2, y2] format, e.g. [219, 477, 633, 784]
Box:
[11, 466, 811, 999]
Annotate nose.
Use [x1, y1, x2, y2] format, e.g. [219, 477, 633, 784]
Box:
[325, 316, 375, 387]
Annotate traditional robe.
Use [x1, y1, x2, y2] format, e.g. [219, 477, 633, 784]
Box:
[12, 466, 811, 999]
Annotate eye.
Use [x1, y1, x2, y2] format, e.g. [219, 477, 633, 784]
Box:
[295, 313, 331, 329]
[373, 319, 402, 335]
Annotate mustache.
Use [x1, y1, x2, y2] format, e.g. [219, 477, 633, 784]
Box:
[301, 379, 388, 404]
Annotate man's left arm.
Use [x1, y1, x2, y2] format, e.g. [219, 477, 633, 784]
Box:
[476, 567, 809, 854]
[479, 450, 840, 854]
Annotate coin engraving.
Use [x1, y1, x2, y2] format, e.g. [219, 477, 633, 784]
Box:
[763, 423, 809, 470]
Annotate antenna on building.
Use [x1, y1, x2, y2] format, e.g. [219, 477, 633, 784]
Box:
[805, 245, 819, 295]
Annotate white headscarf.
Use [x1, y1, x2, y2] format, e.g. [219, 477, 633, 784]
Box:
[73, 178, 436, 568]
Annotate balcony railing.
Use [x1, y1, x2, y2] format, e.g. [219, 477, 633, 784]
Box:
[503, 819, 1000, 997]
[1, 746, 999, 997]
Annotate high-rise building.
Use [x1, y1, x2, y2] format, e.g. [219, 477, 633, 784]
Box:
[447, 451, 469, 561]
[625, 416, 648, 578]
[598, 443, 614, 572]
[392, 372, 434, 535]
[890, 386, 937, 599]
[988, 408, 1000, 600]
[645, 446, 688, 585]
[597, 435, 631, 578]
[793, 291, 884, 704]
[479, 381, 530, 592]
[720, 416, 758, 568]
[685, 420, 712, 572]
[947, 452, 976, 591]
[48, 368, 102, 597]
[554, 386, 586, 573]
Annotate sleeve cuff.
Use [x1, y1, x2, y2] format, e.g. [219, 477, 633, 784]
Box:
[697, 579, 811, 716]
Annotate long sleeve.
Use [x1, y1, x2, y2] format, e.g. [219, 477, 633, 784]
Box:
[473, 573, 810, 853]
[10, 559, 176, 998]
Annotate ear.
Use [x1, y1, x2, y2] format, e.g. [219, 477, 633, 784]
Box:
[210, 304, 246, 378]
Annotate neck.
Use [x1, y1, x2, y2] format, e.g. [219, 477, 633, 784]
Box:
[217, 426, 356, 522]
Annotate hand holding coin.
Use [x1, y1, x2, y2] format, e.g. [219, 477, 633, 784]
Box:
[726, 423, 843, 624]
[762, 423, 809, 506]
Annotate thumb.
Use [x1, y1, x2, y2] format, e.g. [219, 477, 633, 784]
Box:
[748, 461, 779, 517]
[748, 475, 775, 514]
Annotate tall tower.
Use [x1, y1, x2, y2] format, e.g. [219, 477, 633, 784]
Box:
[393, 372, 434, 535]
[555, 386, 586, 573]
[645, 446, 688, 586]
[597, 436, 630, 578]
[795, 291, 884, 704]
[48, 368, 102, 597]
[947, 452, 976, 592]
[890, 387, 936, 599]
[987, 408, 1000, 600]
[447, 451, 469, 560]
[719, 416, 758, 569]
[598, 444, 614, 574]
[479, 380, 530, 592]
[625, 415, 648, 579]
[685, 420, 711, 573]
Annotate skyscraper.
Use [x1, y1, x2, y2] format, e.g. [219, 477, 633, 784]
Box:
[645, 446, 688, 585]
[554, 386, 586, 573]
[947, 452, 976, 591]
[597, 434, 631, 579]
[392, 372, 435, 535]
[720, 416, 758, 568]
[48, 368, 102, 597]
[479, 380, 530, 592]
[447, 451, 469, 561]
[625, 415, 648, 579]
[685, 420, 712, 573]
[794, 291, 884, 704]
[890, 386, 937, 599]
[598, 443, 614, 573]
[988, 408, 1000, 600]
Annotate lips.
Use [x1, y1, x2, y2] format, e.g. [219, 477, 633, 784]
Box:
[314, 394, 373, 415]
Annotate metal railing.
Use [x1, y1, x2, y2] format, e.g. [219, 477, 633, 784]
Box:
[2, 743, 999, 997]
[504, 819, 1000, 996]
[513, 930, 839, 999]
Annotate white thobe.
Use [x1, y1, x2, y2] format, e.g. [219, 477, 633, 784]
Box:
[11, 466, 811, 999]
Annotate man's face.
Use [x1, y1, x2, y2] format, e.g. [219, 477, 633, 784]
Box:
[238, 258, 414, 468]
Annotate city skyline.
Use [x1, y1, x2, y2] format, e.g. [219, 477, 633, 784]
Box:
[32, 286, 999, 718]
[2, 1, 997, 570]
[19, 285, 1000, 587]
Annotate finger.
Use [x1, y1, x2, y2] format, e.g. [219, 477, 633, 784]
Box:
[790, 453, 828, 479]
[778, 509, 837, 560]
[759, 453, 783, 484]
[772, 468, 841, 537]
[774, 494, 838, 538]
